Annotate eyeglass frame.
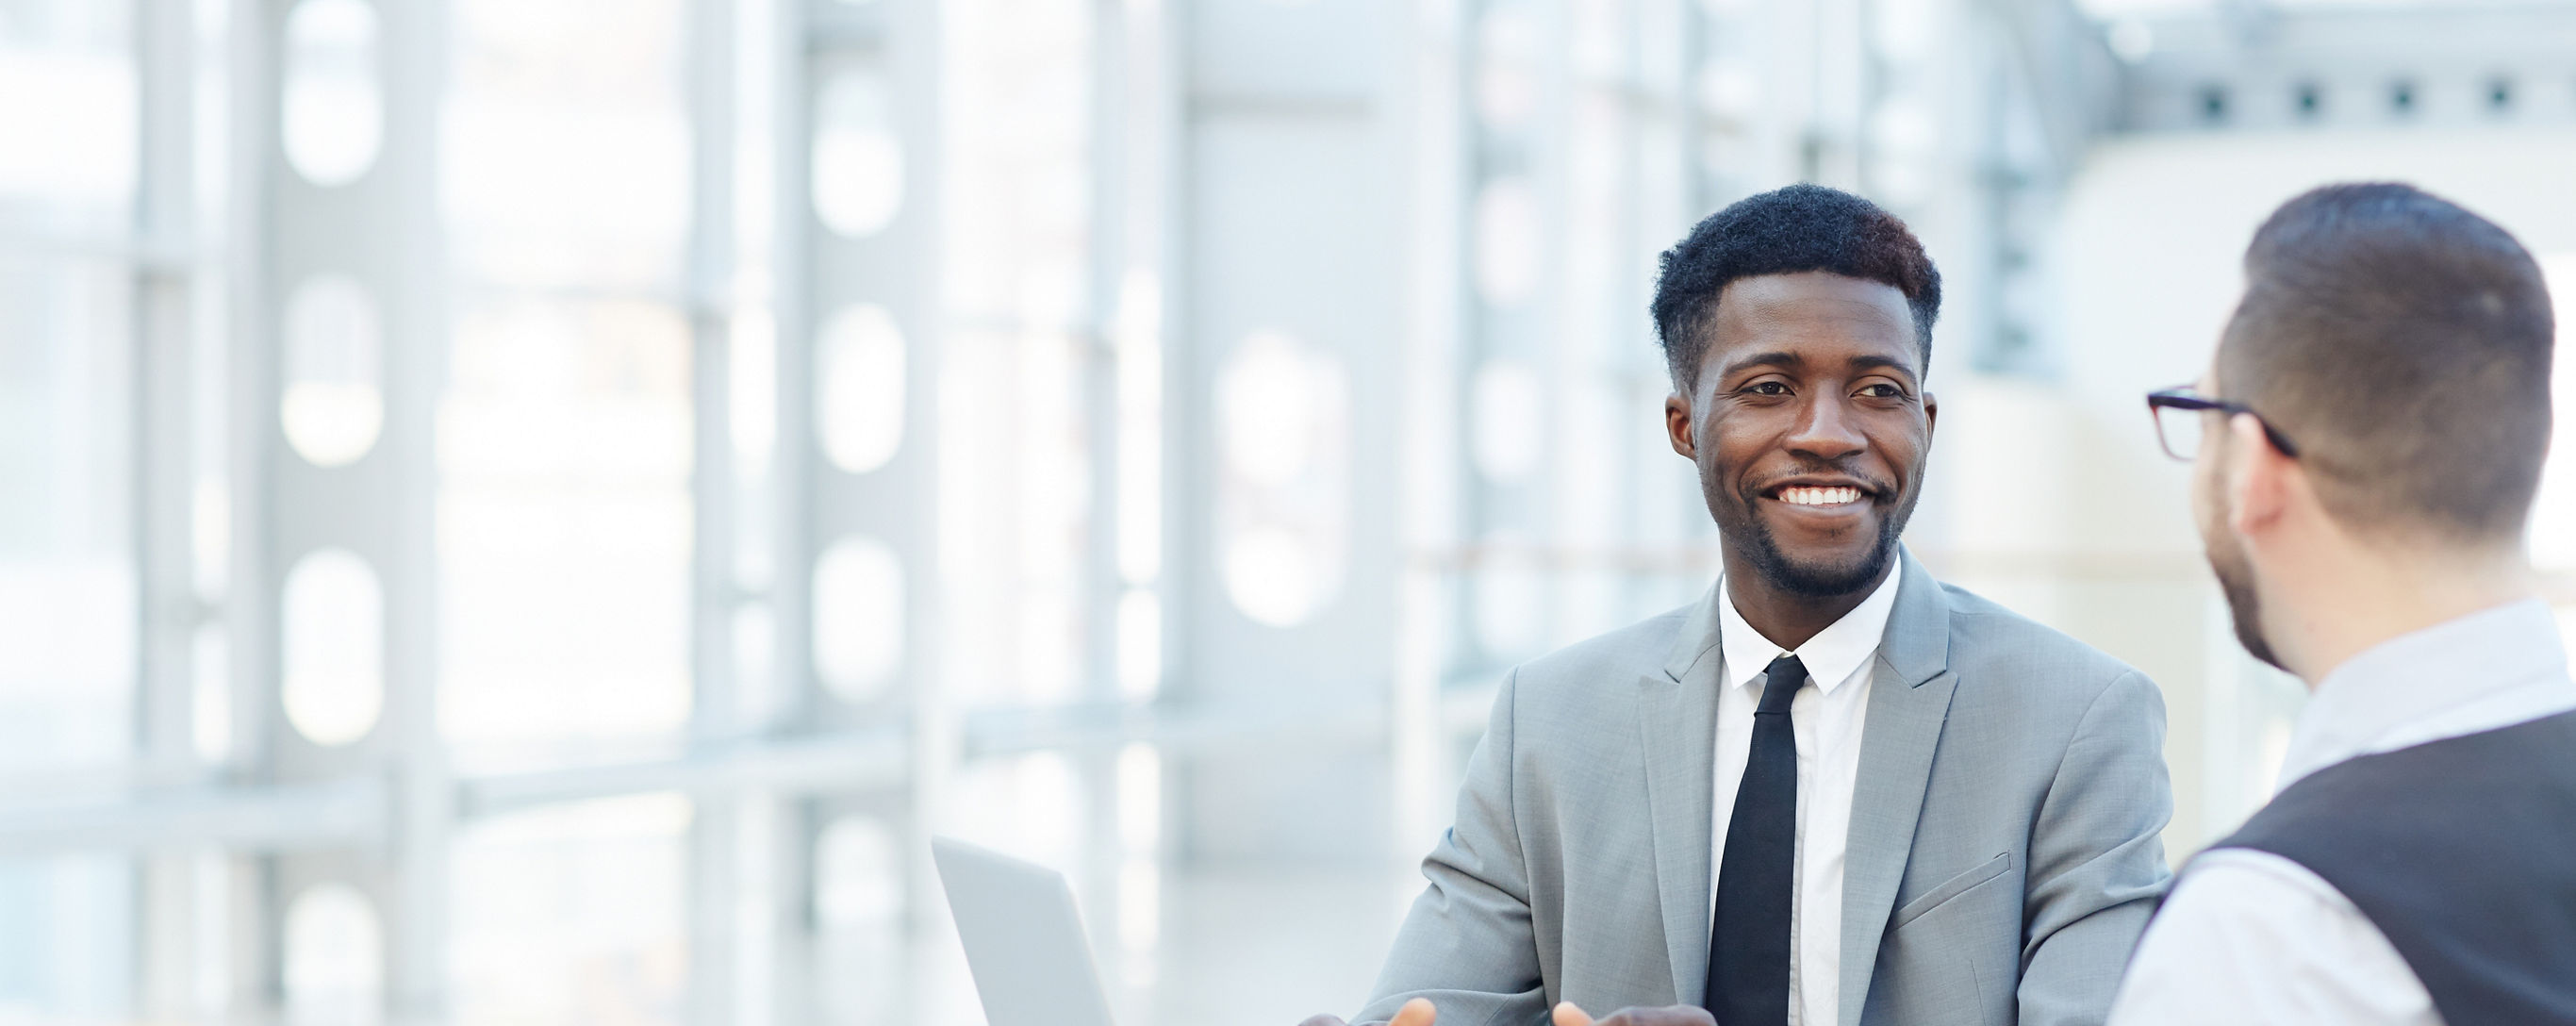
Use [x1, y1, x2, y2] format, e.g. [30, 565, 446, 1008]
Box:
[2144, 386, 2302, 462]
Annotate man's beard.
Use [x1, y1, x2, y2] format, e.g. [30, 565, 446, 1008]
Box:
[2204, 513, 2285, 670]
[1709, 466, 1919, 599]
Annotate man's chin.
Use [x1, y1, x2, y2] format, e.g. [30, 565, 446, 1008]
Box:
[1751, 545, 1895, 598]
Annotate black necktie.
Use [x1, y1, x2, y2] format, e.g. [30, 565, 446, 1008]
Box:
[1706, 654, 1808, 1026]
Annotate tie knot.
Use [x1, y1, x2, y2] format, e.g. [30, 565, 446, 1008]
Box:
[1758, 654, 1808, 715]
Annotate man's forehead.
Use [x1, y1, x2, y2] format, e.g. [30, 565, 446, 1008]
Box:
[1718, 271, 1913, 321]
[1708, 290, 1918, 371]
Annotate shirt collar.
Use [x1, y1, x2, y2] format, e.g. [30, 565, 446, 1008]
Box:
[1715, 566, 1904, 696]
[2276, 597, 2571, 790]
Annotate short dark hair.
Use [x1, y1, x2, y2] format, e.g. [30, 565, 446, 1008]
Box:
[2220, 182, 2555, 542]
[1650, 183, 1942, 388]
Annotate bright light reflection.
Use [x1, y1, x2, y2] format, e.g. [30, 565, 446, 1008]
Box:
[283, 883, 384, 1026]
[1116, 271, 1164, 585]
[281, 274, 384, 467]
[817, 304, 906, 474]
[813, 69, 905, 238]
[1217, 330, 1327, 488]
[1116, 588, 1161, 699]
[1469, 359, 1544, 485]
[281, 548, 385, 747]
[1474, 177, 1544, 306]
[814, 536, 905, 702]
[1224, 527, 1324, 627]
[282, 0, 383, 187]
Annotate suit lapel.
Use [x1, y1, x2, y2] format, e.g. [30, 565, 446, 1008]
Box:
[1640, 583, 1726, 1002]
[1836, 551, 1957, 1026]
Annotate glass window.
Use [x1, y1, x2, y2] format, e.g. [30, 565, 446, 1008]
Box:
[816, 303, 905, 474]
[280, 274, 385, 468]
[280, 0, 384, 188]
[0, 856, 135, 1018]
[438, 299, 694, 758]
[442, 0, 690, 290]
[0, 256, 135, 770]
[281, 548, 386, 747]
[0, 0, 136, 235]
[811, 66, 904, 239]
[1215, 330, 1349, 627]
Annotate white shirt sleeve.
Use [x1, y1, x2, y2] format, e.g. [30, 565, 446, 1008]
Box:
[2108, 850, 2442, 1026]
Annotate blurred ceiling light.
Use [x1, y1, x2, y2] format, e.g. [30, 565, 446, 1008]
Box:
[1217, 329, 1334, 488]
[813, 536, 904, 702]
[282, 548, 386, 747]
[282, 0, 384, 188]
[1469, 359, 1546, 485]
[1116, 588, 1162, 699]
[1473, 178, 1544, 306]
[1224, 525, 1327, 627]
[812, 68, 904, 238]
[817, 303, 906, 474]
[281, 274, 385, 468]
[1697, 64, 1761, 127]
[1872, 0, 1940, 61]
[1867, 97, 1939, 206]
[2108, 19, 2155, 64]
[1475, 6, 1541, 131]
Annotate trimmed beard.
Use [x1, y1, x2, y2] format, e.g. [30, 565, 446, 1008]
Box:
[1709, 468, 1920, 599]
[2205, 515, 2285, 670]
[2199, 435, 2286, 670]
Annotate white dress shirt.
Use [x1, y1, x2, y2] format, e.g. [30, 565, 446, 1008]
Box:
[1709, 568, 1901, 1026]
[2110, 599, 2576, 1026]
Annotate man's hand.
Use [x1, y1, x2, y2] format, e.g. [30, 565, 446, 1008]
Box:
[1297, 997, 1437, 1026]
[1549, 1001, 1716, 1026]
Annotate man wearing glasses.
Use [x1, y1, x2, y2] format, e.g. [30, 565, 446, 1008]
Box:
[2112, 183, 2576, 1023]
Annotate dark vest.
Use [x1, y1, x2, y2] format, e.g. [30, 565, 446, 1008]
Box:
[2201, 709, 2576, 1026]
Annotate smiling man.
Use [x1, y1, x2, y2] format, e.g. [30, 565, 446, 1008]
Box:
[1299, 185, 2173, 1026]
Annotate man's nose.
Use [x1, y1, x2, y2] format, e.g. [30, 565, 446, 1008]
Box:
[1785, 395, 1867, 460]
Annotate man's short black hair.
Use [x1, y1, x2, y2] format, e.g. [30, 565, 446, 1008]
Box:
[1650, 183, 1942, 389]
[2221, 182, 2554, 543]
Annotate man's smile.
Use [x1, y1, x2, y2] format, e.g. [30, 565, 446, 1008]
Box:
[1754, 475, 1886, 527]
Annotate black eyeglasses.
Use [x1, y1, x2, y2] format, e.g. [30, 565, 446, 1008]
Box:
[2144, 386, 2302, 462]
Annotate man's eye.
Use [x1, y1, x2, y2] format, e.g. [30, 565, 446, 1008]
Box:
[1746, 382, 1791, 396]
[1859, 384, 1903, 398]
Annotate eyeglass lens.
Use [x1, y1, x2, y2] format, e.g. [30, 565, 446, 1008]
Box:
[2155, 404, 2206, 460]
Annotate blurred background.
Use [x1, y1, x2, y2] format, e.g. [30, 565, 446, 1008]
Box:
[3, 0, 2575, 1022]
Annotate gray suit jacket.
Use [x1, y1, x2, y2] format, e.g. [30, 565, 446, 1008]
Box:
[1357, 551, 2171, 1026]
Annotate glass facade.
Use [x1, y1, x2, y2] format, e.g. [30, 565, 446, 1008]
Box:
[0, 0, 2570, 1023]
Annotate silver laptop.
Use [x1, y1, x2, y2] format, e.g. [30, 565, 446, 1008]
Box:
[930, 835, 1122, 1026]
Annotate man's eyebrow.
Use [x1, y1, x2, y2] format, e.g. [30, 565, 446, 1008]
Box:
[1717, 351, 1804, 376]
[1848, 354, 1922, 382]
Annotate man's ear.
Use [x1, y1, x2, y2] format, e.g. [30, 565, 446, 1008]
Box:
[1922, 389, 1938, 439]
[2225, 412, 2291, 538]
[1665, 390, 1695, 459]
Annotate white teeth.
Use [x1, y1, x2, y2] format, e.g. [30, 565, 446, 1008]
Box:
[1779, 487, 1862, 506]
